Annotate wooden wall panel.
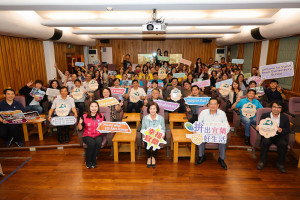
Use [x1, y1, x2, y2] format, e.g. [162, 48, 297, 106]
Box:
[54, 42, 84, 74]
[291, 37, 300, 93]
[93, 39, 219, 70]
[266, 39, 280, 65]
[252, 41, 262, 68]
[0, 35, 47, 93]
[237, 44, 244, 59]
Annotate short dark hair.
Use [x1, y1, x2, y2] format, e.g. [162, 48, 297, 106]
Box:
[152, 80, 158, 85]
[60, 86, 68, 92]
[168, 73, 173, 76]
[153, 72, 158, 76]
[191, 85, 200, 90]
[252, 66, 258, 70]
[113, 78, 120, 83]
[249, 81, 257, 86]
[247, 89, 257, 94]
[171, 78, 178, 82]
[271, 100, 284, 109]
[147, 102, 160, 114]
[71, 73, 78, 77]
[152, 88, 160, 93]
[209, 97, 219, 104]
[270, 79, 279, 84]
[4, 88, 15, 94]
[74, 79, 81, 84]
[183, 80, 191, 86]
[132, 80, 139, 84]
[35, 80, 43, 86]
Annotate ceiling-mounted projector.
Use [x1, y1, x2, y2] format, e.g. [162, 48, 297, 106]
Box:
[142, 9, 167, 34]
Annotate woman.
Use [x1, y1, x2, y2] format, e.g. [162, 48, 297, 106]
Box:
[142, 65, 148, 76]
[155, 48, 162, 65]
[77, 70, 85, 82]
[88, 66, 95, 77]
[187, 73, 194, 84]
[116, 67, 125, 79]
[101, 88, 123, 122]
[133, 74, 144, 86]
[101, 66, 109, 88]
[147, 80, 162, 96]
[194, 58, 203, 74]
[141, 102, 165, 168]
[210, 70, 219, 88]
[236, 74, 248, 95]
[48, 87, 78, 144]
[78, 101, 104, 169]
[229, 80, 243, 107]
[94, 70, 103, 91]
[182, 81, 192, 97]
[111, 78, 125, 101]
[71, 79, 87, 119]
[47, 80, 61, 110]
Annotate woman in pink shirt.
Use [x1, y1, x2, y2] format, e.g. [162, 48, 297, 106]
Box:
[78, 101, 105, 169]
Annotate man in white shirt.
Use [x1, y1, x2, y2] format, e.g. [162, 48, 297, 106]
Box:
[196, 98, 231, 170]
[126, 80, 146, 113]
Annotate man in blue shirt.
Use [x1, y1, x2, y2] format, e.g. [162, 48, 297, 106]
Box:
[0, 89, 25, 147]
[232, 89, 263, 145]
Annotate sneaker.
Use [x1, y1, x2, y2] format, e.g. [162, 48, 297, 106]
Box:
[91, 162, 98, 168]
[15, 141, 24, 147]
[86, 162, 92, 169]
[5, 137, 13, 147]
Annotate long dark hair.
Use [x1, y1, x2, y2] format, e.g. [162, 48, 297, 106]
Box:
[232, 80, 241, 91]
[236, 74, 248, 87]
[101, 87, 112, 98]
[86, 100, 103, 119]
[49, 80, 61, 89]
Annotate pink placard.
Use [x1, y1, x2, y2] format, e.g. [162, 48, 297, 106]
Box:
[192, 79, 211, 88]
[109, 87, 126, 95]
[180, 58, 192, 66]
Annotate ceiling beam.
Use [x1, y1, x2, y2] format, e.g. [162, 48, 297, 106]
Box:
[0, 0, 299, 10]
[42, 18, 274, 27]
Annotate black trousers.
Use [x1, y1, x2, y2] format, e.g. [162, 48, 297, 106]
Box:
[75, 102, 85, 119]
[189, 114, 198, 124]
[0, 123, 22, 142]
[144, 142, 158, 158]
[83, 135, 103, 164]
[57, 125, 70, 137]
[127, 101, 143, 113]
[260, 135, 288, 165]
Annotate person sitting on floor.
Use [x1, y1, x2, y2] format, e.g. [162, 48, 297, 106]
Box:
[0, 88, 25, 147]
[256, 101, 290, 173]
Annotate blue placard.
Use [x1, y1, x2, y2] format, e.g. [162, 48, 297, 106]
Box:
[173, 73, 186, 78]
[216, 79, 233, 88]
[184, 97, 211, 106]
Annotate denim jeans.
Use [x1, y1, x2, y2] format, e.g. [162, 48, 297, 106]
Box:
[241, 116, 256, 137]
[25, 105, 43, 114]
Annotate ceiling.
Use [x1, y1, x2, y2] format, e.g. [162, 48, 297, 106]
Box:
[0, 0, 300, 41]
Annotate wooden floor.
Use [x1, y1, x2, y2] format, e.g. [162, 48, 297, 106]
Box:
[0, 123, 300, 199]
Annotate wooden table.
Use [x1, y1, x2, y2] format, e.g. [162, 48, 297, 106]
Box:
[169, 113, 188, 129]
[291, 132, 300, 168]
[171, 129, 196, 163]
[112, 129, 136, 162]
[122, 113, 140, 127]
[22, 114, 46, 142]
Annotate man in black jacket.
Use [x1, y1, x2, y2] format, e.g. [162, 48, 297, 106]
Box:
[256, 100, 290, 173]
[19, 80, 46, 114]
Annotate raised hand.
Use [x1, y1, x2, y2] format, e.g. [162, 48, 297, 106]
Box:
[27, 80, 34, 87]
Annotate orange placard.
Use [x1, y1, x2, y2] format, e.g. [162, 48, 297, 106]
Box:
[97, 121, 131, 133]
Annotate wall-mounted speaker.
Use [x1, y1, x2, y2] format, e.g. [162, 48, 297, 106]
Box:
[203, 39, 212, 43]
[49, 28, 63, 40]
[100, 39, 110, 44]
[251, 28, 265, 40]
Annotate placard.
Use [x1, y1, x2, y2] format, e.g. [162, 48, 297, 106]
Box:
[92, 60, 100, 65]
[180, 58, 192, 66]
[46, 88, 60, 96]
[141, 125, 167, 151]
[247, 76, 262, 85]
[219, 83, 231, 96]
[259, 61, 294, 80]
[108, 71, 117, 76]
[75, 62, 84, 67]
[173, 73, 186, 78]
[97, 97, 119, 107]
[157, 56, 170, 62]
[241, 102, 257, 118]
[185, 121, 229, 145]
[30, 87, 45, 100]
[254, 86, 265, 95]
[192, 79, 211, 88]
[97, 121, 131, 133]
[51, 116, 77, 126]
[147, 81, 163, 88]
[158, 68, 166, 80]
[243, 73, 251, 79]
[24, 111, 42, 122]
[56, 103, 70, 117]
[88, 79, 99, 91]
[258, 118, 278, 138]
[122, 80, 132, 86]
[72, 87, 84, 100]
[170, 88, 182, 101]
[184, 97, 211, 106]
[216, 79, 233, 88]
[109, 87, 126, 95]
[231, 59, 244, 64]
[154, 100, 180, 112]
[0, 110, 27, 124]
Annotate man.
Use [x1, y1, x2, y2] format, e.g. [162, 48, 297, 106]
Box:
[126, 80, 146, 113]
[121, 54, 131, 71]
[186, 85, 207, 123]
[207, 57, 214, 68]
[232, 89, 263, 145]
[144, 88, 162, 107]
[219, 57, 227, 68]
[148, 72, 164, 88]
[127, 65, 135, 77]
[0, 88, 25, 147]
[19, 80, 46, 114]
[196, 98, 230, 169]
[164, 73, 173, 89]
[256, 101, 290, 173]
[264, 79, 286, 103]
[166, 78, 185, 113]
[64, 73, 78, 92]
[213, 61, 220, 70]
[251, 66, 259, 76]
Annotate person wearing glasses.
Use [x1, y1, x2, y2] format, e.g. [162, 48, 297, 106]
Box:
[256, 101, 290, 173]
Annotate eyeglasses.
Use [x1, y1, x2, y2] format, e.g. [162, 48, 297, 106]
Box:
[272, 106, 282, 109]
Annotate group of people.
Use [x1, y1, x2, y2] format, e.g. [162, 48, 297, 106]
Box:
[0, 53, 291, 172]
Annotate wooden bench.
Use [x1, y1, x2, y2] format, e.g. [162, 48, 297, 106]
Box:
[22, 114, 47, 142]
[169, 113, 188, 129]
[112, 129, 136, 162]
[171, 129, 196, 163]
